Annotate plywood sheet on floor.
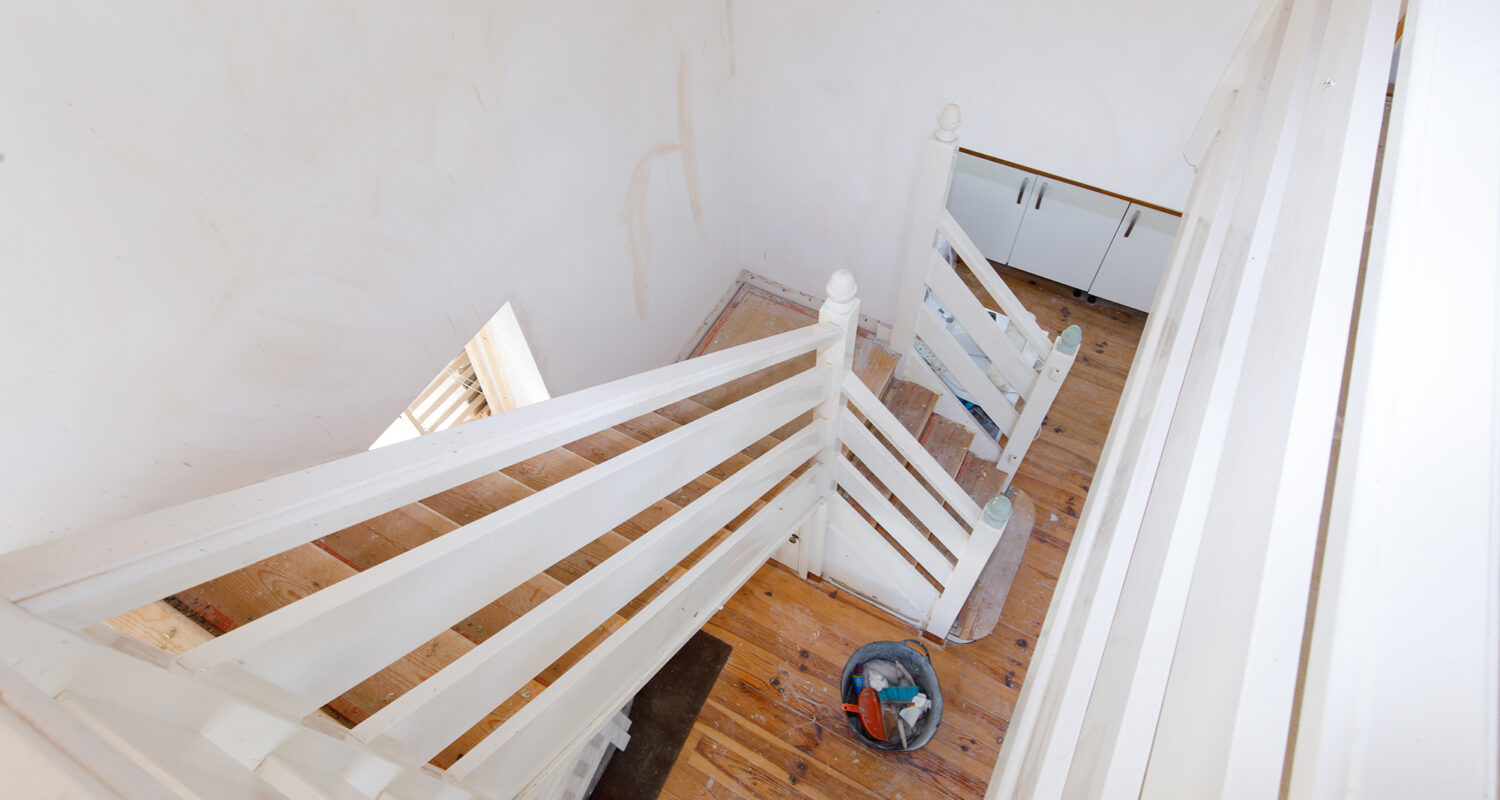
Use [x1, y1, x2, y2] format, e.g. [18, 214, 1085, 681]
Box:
[690, 285, 899, 408]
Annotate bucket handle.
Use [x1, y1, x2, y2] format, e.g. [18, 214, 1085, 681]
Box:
[897, 638, 932, 663]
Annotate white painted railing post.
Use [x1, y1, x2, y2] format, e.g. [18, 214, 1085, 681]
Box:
[890, 104, 961, 360]
[998, 325, 1081, 489]
[927, 494, 1012, 640]
[803, 270, 860, 578]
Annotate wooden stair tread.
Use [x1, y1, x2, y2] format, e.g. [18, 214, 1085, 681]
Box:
[956, 451, 1009, 507]
[105, 601, 216, 656]
[852, 339, 900, 397]
[881, 379, 940, 439]
[919, 415, 974, 479]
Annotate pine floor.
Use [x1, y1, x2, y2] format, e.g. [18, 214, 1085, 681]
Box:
[659, 266, 1148, 799]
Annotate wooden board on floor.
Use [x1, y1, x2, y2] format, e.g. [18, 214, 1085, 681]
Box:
[690, 285, 900, 409]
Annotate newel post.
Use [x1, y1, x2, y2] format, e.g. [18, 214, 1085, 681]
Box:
[998, 324, 1082, 489]
[801, 269, 860, 579]
[890, 104, 962, 367]
[926, 494, 1013, 641]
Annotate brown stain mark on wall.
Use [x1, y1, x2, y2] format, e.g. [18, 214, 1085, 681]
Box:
[621, 143, 680, 322]
[619, 50, 705, 322]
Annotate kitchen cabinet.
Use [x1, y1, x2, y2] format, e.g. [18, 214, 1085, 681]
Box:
[944, 151, 1181, 313]
[947, 156, 1035, 263]
[1086, 204, 1178, 311]
[1005, 177, 1130, 290]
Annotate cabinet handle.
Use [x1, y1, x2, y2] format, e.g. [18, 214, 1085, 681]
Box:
[1123, 210, 1140, 238]
[1016, 177, 1029, 205]
[1035, 182, 1047, 210]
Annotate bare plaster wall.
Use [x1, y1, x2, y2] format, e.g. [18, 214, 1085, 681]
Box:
[0, 0, 1260, 552]
[0, 1, 741, 549]
[727, 0, 1262, 325]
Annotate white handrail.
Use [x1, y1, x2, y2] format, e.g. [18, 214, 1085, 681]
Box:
[0, 323, 839, 630]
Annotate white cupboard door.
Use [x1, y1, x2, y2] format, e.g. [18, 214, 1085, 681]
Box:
[1006, 179, 1129, 289]
[946, 154, 1037, 264]
[1087, 204, 1180, 312]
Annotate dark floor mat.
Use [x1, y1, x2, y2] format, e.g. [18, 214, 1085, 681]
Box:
[588, 630, 733, 800]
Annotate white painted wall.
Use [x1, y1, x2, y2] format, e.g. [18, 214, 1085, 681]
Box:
[0, 1, 741, 550]
[0, 0, 1263, 552]
[728, 0, 1261, 325]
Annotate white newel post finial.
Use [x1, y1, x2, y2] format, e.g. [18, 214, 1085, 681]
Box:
[935, 104, 961, 143]
[824, 269, 858, 314]
[800, 270, 861, 579]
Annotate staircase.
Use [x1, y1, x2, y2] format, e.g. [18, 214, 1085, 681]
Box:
[688, 281, 1032, 638]
[0, 108, 1080, 800]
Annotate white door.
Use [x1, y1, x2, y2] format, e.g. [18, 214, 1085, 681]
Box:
[946, 154, 1037, 264]
[1087, 204, 1180, 312]
[1006, 179, 1129, 290]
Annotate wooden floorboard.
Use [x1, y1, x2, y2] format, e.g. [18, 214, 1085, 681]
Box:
[666, 266, 1145, 798]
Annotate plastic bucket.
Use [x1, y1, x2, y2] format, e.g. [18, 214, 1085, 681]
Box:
[839, 639, 943, 751]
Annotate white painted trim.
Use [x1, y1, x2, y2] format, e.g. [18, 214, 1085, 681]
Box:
[1286, 1, 1500, 796]
[987, 0, 1405, 795]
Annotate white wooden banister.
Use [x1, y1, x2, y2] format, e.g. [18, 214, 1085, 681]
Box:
[938, 209, 1052, 358]
[886, 104, 1079, 490]
[836, 410, 971, 557]
[802, 269, 861, 578]
[890, 104, 962, 357]
[177, 366, 831, 719]
[840, 372, 982, 526]
[1, 322, 838, 630]
[924, 250, 1040, 398]
[0, 243, 1037, 796]
[444, 475, 822, 796]
[351, 423, 824, 764]
[927, 494, 1013, 640]
[915, 302, 1023, 432]
[0, 269, 880, 800]
[997, 324, 1080, 489]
